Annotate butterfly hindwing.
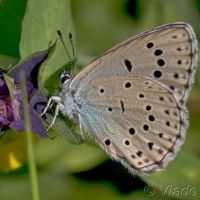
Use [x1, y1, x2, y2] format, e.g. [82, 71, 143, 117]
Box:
[78, 76, 187, 174]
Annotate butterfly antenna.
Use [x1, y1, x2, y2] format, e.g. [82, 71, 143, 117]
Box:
[56, 29, 74, 73]
[69, 33, 77, 74]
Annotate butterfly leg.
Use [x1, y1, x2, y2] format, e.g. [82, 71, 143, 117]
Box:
[40, 96, 62, 117]
[40, 96, 63, 130]
[47, 103, 63, 131]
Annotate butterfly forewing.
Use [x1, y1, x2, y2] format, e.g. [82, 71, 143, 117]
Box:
[71, 23, 197, 106]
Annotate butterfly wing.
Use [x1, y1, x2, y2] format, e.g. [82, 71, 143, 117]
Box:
[77, 76, 187, 174]
[68, 22, 197, 174]
[71, 23, 198, 105]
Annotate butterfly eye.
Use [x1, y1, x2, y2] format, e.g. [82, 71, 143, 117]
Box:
[60, 71, 71, 84]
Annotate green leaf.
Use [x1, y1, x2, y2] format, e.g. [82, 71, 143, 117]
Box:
[0, 54, 18, 70]
[35, 137, 107, 173]
[20, 0, 74, 82]
[0, 0, 26, 57]
[46, 115, 85, 144]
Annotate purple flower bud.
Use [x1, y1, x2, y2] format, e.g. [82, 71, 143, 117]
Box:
[0, 45, 55, 137]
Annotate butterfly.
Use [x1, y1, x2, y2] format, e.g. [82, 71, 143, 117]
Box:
[41, 22, 198, 174]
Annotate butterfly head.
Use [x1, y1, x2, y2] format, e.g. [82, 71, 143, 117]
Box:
[60, 69, 73, 86]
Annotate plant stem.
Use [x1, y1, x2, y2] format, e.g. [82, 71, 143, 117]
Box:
[20, 72, 40, 200]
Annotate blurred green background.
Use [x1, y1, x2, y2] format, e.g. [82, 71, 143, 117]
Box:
[0, 0, 200, 199]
